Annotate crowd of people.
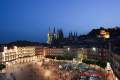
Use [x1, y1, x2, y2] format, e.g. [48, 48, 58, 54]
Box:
[5, 59, 105, 80]
[37, 60, 104, 80]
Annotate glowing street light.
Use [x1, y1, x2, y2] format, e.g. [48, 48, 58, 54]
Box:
[92, 47, 96, 52]
[67, 48, 70, 52]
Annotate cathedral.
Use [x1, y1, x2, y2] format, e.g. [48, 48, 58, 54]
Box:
[47, 27, 80, 48]
[47, 27, 64, 44]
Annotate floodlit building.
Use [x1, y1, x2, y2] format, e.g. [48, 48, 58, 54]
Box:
[35, 47, 44, 55]
[17, 46, 35, 58]
[2, 46, 18, 63]
[43, 47, 80, 57]
[0, 46, 36, 64]
[43, 48, 66, 56]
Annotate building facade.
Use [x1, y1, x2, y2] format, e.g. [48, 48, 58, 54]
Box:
[83, 47, 108, 62]
[43, 48, 65, 56]
[110, 52, 120, 79]
[17, 46, 35, 58]
[43, 47, 81, 57]
[1, 46, 38, 64]
[47, 27, 64, 44]
[2, 46, 18, 63]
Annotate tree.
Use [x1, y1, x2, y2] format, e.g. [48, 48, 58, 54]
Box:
[0, 64, 6, 70]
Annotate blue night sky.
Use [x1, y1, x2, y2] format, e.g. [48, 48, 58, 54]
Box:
[0, 0, 120, 43]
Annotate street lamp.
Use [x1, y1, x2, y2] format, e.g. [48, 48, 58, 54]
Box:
[92, 47, 96, 52]
[67, 48, 70, 52]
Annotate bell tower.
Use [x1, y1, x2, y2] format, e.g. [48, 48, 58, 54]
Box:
[47, 27, 53, 44]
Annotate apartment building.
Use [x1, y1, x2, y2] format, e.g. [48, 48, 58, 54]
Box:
[110, 52, 120, 79]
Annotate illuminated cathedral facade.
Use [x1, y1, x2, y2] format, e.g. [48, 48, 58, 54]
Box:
[47, 27, 64, 44]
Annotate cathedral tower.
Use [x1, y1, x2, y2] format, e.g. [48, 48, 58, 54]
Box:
[47, 27, 53, 44]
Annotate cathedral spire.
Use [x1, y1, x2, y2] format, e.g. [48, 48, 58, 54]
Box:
[74, 32, 76, 37]
[49, 26, 51, 32]
[76, 32, 77, 36]
[53, 27, 56, 33]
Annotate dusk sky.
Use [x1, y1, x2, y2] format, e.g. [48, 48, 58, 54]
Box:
[0, 0, 120, 43]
